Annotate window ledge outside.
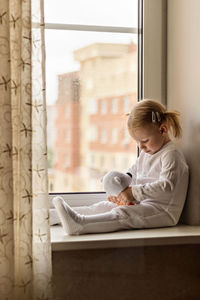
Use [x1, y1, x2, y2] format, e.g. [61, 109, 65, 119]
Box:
[51, 224, 200, 251]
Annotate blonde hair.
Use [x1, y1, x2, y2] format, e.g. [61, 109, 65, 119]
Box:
[127, 99, 182, 138]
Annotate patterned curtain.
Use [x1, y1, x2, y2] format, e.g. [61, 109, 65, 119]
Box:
[0, 0, 52, 299]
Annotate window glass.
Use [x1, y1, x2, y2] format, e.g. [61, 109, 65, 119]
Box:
[100, 100, 107, 115]
[122, 96, 130, 113]
[100, 128, 107, 144]
[45, 2, 138, 193]
[122, 128, 131, 146]
[89, 125, 98, 142]
[45, 0, 138, 28]
[111, 128, 118, 144]
[111, 98, 118, 114]
[88, 98, 98, 114]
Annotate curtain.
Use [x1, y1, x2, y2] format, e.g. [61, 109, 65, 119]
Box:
[0, 0, 52, 299]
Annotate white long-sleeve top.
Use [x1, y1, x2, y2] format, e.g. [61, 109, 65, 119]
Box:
[127, 141, 189, 224]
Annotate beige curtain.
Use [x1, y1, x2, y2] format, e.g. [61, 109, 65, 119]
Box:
[0, 0, 52, 299]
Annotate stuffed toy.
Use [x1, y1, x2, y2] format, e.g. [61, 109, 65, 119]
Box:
[102, 170, 134, 206]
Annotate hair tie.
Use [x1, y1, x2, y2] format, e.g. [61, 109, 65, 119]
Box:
[152, 111, 161, 123]
[155, 112, 161, 122]
[152, 111, 156, 123]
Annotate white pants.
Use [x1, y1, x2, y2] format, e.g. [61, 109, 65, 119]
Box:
[74, 200, 175, 229]
[51, 199, 175, 232]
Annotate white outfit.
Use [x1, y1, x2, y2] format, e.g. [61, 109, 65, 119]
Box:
[53, 141, 189, 235]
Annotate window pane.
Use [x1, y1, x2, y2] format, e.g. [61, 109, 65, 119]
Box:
[46, 29, 138, 193]
[44, 0, 138, 28]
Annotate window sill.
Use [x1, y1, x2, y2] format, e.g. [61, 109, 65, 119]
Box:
[51, 224, 200, 251]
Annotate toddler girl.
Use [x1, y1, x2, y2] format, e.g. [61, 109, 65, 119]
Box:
[53, 99, 189, 235]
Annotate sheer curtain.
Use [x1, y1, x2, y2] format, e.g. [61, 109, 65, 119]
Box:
[0, 0, 52, 299]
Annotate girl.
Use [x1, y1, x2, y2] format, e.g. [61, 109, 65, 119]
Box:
[53, 99, 189, 235]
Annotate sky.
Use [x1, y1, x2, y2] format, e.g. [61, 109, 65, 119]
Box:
[44, 0, 138, 105]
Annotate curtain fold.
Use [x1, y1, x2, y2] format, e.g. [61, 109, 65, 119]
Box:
[0, 0, 52, 299]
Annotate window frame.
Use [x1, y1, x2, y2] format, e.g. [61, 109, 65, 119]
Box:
[46, 0, 167, 206]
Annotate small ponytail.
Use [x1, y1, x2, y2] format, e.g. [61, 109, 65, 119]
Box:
[163, 111, 182, 138]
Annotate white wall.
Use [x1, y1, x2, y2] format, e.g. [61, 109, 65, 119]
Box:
[143, 0, 167, 104]
[167, 0, 200, 224]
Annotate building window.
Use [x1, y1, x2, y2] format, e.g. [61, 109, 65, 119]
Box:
[100, 100, 107, 115]
[100, 128, 107, 144]
[86, 78, 93, 90]
[89, 125, 98, 142]
[122, 96, 130, 113]
[111, 98, 118, 114]
[122, 128, 130, 146]
[111, 128, 118, 144]
[88, 98, 98, 114]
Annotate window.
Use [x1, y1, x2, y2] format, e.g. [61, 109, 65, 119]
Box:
[88, 98, 98, 114]
[45, 0, 184, 258]
[122, 128, 130, 146]
[45, 0, 138, 193]
[100, 128, 107, 144]
[122, 96, 130, 113]
[89, 125, 98, 142]
[111, 98, 118, 114]
[86, 78, 93, 90]
[111, 128, 118, 144]
[100, 100, 107, 115]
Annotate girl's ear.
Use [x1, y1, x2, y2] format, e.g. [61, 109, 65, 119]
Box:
[159, 124, 168, 135]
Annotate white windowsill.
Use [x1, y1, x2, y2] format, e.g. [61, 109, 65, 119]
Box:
[51, 224, 200, 251]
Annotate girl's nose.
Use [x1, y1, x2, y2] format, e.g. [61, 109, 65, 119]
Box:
[138, 142, 142, 148]
[139, 142, 145, 150]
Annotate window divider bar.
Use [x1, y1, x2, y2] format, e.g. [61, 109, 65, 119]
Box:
[137, 0, 143, 101]
[44, 22, 138, 34]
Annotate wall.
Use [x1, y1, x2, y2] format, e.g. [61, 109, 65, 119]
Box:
[52, 245, 200, 300]
[167, 0, 200, 224]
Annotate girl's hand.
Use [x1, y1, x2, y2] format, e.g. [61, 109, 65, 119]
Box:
[107, 195, 119, 204]
[118, 187, 135, 205]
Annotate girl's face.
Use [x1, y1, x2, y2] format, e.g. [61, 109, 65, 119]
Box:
[131, 124, 170, 155]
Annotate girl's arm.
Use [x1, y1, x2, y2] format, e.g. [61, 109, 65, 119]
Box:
[126, 162, 137, 185]
[132, 150, 188, 202]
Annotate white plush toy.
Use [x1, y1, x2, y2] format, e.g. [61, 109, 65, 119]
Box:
[102, 170, 133, 206]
